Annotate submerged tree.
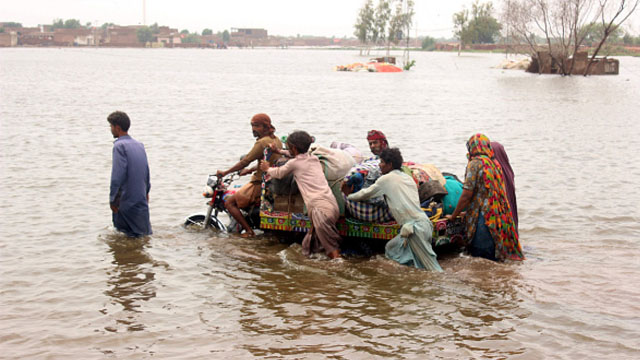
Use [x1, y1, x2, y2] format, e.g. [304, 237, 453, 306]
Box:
[373, 0, 392, 46]
[354, 0, 375, 54]
[501, 0, 639, 75]
[354, 0, 415, 56]
[453, 1, 502, 55]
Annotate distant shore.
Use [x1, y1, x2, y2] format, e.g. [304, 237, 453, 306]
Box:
[4, 44, 639, 57]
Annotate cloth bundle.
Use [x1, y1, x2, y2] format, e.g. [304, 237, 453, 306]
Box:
[310, 145, 356, 181]
[343, 194, 394, 223]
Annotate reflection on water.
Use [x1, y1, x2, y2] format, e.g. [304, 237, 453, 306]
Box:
[102, 233, 156, 332]
[1, 48, 639, 358]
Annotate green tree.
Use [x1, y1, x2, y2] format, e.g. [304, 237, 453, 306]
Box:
[469, 2, 501, 43]
[453, 1, 501, 54]
[63, 19, 82, 28]
[373, 0, 391, 45]
[388, 0, 414, 46]
[2, 22, 22, 28]
[101, 22, 114, 30]
[453, 9, 470, 54]
[202, 28, 213, 35]
[180, 29, 189, 35]
[136, 26, 154, 43]
[52, 19, 64, 29]
[52, 18, 82, 29]
[181, 33, 201, 43]
[621, 33, 640, 45]
[354, 0, 375, 45]
[0, 28, 4, 33]
[582, 22, 624, 45]
[421, 36, 436, 50]
[222, 30, 230, 43]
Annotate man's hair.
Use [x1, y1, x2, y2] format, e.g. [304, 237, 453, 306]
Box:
[379, 147, 403, 170]
[286, 131, 313, 154]
[107, 111, 131, 132]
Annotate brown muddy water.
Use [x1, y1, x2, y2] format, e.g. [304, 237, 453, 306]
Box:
[1, 48, 639, 359]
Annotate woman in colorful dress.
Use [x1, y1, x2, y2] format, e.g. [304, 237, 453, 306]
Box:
[446, 134, 524, 261]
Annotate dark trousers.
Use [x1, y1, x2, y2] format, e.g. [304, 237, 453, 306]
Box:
[470, 214, 496, 261]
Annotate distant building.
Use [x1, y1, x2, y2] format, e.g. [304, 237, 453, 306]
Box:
[0, 31, 18, 47]
[231, 28, 268, 39]
[105, 26, 141, 46]
[54, 28, 97, 46]
[18, 27, 54, 46]
[156, 29, 181, 46]
[200, 34, 223, 47]
[435, 42, 460, 51]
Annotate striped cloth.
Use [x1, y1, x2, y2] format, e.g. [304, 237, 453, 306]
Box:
[343, 194, 394, 223]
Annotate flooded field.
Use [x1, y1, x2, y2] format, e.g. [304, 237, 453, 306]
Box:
[1, 48, 639, 358]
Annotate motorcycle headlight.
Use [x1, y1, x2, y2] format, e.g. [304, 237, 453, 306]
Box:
[203, 185, 214, 197]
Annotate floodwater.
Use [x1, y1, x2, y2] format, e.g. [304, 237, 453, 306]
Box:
[1, 48, 639, 359]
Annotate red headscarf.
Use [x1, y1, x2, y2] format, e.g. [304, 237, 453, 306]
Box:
[366, 130, 388, 145]
[251, 113, 276, 138]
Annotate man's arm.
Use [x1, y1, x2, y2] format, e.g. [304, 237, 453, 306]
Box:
[217, 141, 263, 177]
[239, 165, 257, 176]
[110, 144, 127, 211]
[347, 179, 385, 202]
[146, 162, 150, 203]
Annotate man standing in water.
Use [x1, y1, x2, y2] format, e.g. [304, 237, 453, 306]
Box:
[216, 113, 282, 237]
[108, 111, 152, 237]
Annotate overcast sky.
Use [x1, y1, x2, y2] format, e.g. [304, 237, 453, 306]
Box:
[0, 0, 489, 38]
[1, 0, 638, 38]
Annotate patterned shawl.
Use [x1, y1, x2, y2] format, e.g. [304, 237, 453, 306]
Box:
[466, 134, 524, 261]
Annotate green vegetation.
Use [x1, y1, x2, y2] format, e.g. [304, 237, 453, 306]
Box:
[421, 36, 436, 50]
[403, 59, 416, 70]
[582, 22, 624, 45]
[202, 28, 213, 36]
[136, 27, 154, 43]
[453, 1, 501, 54]
[2, 22, 22, 28]
[222, 30, 230, 43]
[354, 0, 374, 45]
[52, 18, 82, 29]
[181, 32, 200, 44]
[354, 0, 415, 50]
[623, 33, 640, 46]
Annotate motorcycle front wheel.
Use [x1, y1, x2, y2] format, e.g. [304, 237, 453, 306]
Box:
[183, 214, 226, 231]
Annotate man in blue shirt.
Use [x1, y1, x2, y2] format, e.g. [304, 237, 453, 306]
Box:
[108, 111, 152, 237]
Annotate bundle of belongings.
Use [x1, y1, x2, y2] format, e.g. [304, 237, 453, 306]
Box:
[343, 160, 464, 223]
[268, 144, 357, 214]
[266, 141, 464, 224]
[342, 157, 395, 222]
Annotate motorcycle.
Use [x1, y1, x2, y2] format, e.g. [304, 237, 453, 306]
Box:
[183, 173, 261, 232]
